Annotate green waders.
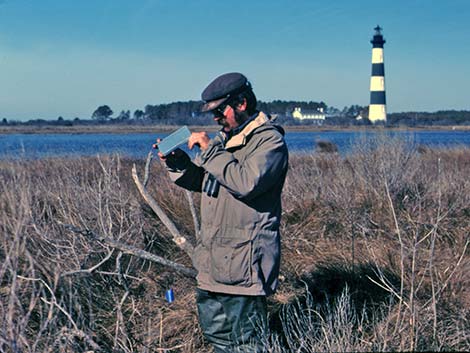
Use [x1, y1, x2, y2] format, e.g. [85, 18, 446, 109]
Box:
[196, 289, 268, 353]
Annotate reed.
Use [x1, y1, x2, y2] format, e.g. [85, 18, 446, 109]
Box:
[1, 138, 469, 352]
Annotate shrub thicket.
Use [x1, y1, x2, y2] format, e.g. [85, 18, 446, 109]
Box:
[1, 137, 469, 352]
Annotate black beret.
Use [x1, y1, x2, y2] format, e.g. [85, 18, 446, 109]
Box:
[201, 72, 252, 112]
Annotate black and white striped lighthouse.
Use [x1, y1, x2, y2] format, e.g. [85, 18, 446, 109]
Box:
[368, 25, 387, 122]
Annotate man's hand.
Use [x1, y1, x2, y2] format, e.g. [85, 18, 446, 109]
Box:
[153, 139, 190, 170]
[188, 132, 210, 151]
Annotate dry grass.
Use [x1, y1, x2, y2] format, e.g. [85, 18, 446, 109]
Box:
[1, 137, 469, 352]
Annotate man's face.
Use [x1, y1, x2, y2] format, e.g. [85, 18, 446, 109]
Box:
[213, 104, 239, 132]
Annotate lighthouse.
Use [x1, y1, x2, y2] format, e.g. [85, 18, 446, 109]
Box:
[368, 25, 387, 122]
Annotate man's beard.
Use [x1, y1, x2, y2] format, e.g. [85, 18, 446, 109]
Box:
[217, 111, 249, 132]
[217, 117, 228, 128]
[235, 111, 247, 125]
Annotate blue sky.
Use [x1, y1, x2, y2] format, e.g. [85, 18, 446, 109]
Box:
[1, 0, 469, 121]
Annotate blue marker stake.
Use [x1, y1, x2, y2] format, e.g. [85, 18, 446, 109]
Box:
[165, 289, 175, 303]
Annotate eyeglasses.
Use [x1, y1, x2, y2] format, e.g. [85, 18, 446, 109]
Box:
[213, 103, 229, 117]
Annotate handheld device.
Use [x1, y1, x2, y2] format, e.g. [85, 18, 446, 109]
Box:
[156, 126, 191, 156]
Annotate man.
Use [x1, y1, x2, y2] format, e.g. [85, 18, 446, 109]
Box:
[157, 72, 288, 352]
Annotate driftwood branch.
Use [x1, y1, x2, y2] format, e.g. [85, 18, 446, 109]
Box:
[75, 150, 201, 280]
[64, 225, 197, 279]
[132, 152, 194, 258]
[184, 190, 200, 237]
[143, 151, 153, 187]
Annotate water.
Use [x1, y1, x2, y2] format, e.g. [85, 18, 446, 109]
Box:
[296, 130, 470, 153]
[0, 130, 469, 159]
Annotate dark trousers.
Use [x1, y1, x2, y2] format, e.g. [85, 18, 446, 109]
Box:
[196, 288, 268, 353]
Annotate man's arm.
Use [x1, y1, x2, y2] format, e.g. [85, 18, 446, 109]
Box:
[196, 131, 288, 200]
[157, 148, 205, 192]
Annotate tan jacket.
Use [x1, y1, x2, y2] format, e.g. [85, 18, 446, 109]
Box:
[168, 112, 288, 295]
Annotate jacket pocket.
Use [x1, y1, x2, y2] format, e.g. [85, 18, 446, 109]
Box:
[210, 237, 252, 286]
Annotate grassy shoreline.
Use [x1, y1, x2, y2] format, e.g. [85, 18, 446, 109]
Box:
[1, 123, 470, 134]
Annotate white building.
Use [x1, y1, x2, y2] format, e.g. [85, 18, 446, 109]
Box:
[292, 107, 326, 121]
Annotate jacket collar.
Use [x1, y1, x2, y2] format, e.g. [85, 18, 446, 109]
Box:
[224, 111, 270, 149]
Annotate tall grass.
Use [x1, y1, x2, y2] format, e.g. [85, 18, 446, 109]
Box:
[1, 137, 469, 352]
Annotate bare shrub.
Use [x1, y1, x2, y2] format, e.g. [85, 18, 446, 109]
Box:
[0, 156, 202, 352]
[1, 137, 469, 352]
[279, 138, 470, 352]
[315, 140, 338, 153]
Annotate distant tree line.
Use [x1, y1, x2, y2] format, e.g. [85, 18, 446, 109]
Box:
[387, 110, 470, 126]
[2, 101, 470, 127]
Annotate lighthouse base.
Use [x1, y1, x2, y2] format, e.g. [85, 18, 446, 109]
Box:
[368, 104, 387, 122]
